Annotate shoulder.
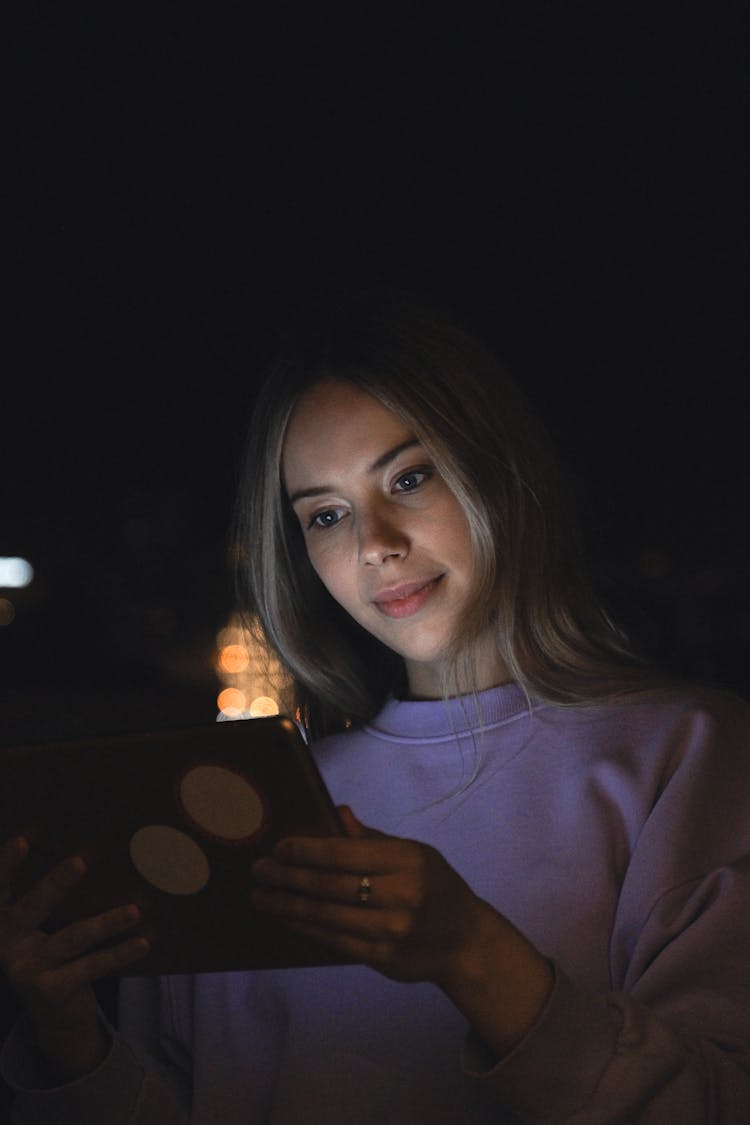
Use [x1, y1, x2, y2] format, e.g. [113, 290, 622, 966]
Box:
[615, 684, 750, 755]
[596, 686, 750, 822]
[539, 683, 750, 740]
[617, 688, 750, 898]
[651, 685, 750, 793]
[528, 685, 750, 802]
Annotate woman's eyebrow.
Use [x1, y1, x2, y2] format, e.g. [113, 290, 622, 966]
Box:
[287, 438, 421, 505]
[369, 437, 421, 474]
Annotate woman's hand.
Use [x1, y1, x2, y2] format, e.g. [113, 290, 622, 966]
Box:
[252, 805, 487, 984]
[251, 807, 554, 1055]
[0, 835, 149, 1082]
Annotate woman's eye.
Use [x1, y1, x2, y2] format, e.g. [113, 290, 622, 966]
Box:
[393, 469, 429, 493]
[309, 509, 341, 530]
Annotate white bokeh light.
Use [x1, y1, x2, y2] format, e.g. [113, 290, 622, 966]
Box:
[0, 557, 33, 588]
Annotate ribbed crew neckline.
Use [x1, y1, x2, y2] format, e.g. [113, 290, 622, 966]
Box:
[364, 681, 536, 742]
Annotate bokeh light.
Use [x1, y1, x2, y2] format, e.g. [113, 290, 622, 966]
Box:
[217, 643, 250, 674]
[217, 687, 247, 717]
[0, 557, 33, 588]
[248, 695, 279, 717]
[214, 612, 292, 721]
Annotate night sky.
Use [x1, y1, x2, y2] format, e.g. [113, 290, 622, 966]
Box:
[3, 4, 750, 744]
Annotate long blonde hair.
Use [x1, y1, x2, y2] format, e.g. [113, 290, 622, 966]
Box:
[232, 287, 658, 737]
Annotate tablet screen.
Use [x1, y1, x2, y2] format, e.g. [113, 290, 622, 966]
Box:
[0, 717, 347, 974]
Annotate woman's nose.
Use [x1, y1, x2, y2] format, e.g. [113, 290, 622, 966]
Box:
[358, 509, 409, 565]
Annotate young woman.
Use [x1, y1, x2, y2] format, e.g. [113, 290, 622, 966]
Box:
[2, 289, 749, 1122]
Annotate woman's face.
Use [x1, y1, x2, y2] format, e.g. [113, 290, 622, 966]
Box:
[281, 378, 507, 698]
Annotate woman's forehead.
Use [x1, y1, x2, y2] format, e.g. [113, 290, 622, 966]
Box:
[281, 378, 414, 491]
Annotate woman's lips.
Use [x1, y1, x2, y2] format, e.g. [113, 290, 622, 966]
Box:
[372, 576, 443, 619]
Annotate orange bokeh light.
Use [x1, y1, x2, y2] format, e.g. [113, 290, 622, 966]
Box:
[218, 643, 250, 674]
[217, 687, 247, 716]
[249, 695, 279, 717]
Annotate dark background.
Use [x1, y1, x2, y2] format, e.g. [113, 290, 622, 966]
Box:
[3, 3, 750, 749]
[1, 6, 749, 1114]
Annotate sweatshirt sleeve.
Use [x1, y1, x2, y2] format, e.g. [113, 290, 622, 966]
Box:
[462, 694, 750, 1122]
[0, 1010, 189, 1125]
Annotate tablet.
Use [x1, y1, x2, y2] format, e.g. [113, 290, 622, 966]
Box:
[0, 716, 348, 975]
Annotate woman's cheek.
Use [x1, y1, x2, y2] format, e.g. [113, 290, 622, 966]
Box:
[307, 545, 343, 599]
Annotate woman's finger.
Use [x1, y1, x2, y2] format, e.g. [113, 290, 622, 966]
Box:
[48, 903, 143, 964]
[250, 881, 401, 936]
[12, 856, 87, 932]
[253, 856, 399, 908]
[47, 933, 151, 994]
[6, 904, 146, 988]
[21, 933, 151, 1015]
[272, 832, 418, 876]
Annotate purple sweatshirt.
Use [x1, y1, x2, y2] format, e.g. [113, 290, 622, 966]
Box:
[3, 683, 750, 1122]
